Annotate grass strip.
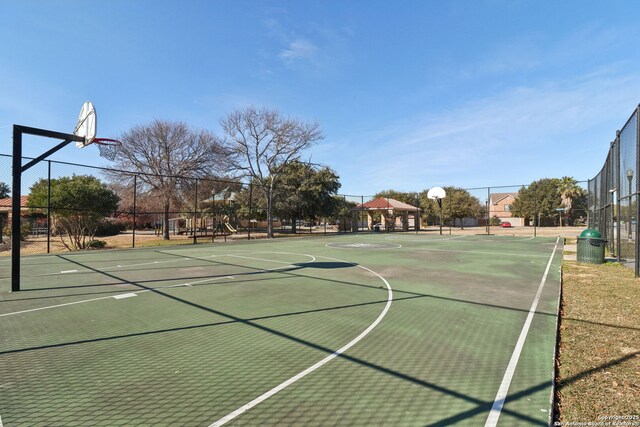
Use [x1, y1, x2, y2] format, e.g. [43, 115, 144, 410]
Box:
[556, 260, 640, 422]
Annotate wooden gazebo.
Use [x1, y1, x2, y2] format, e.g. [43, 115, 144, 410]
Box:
[352, 197, 420, 231]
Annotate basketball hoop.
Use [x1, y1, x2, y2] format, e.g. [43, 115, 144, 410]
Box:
[73, 101, 122, 149]
[427, 186, 446, 235]
[427, 186, 446, 201]
[91, 138, 122, 146]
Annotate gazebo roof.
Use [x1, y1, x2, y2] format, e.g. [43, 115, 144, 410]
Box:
[353, 197, 419, 211]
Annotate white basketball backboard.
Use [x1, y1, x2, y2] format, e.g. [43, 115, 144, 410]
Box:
[427, 186, 446, 200]
[74, 101, 96, 148]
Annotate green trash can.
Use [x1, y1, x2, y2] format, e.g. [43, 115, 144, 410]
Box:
[576, 229, 606, 264]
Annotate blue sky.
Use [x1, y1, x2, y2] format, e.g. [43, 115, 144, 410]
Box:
[2, 0, 639, 195]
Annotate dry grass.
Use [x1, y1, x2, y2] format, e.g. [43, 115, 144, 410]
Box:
[557, 260, 640, 422]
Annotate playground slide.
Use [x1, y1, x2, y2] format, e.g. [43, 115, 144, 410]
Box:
[225, 222, 237, 233]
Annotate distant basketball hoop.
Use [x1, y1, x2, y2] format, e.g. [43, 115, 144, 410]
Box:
[427, 186, 446, 201]
[427, 187, 446, 235]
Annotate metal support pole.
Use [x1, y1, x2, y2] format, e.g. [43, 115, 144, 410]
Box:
[615, 133, 621, 263]
[132, 174, 137, 248]
[11, 126, 22, 292]
[248, 183, 252, 240]
[586, 178, 591, 228]
[361, 195, 364, 232]
[534, 189, 538, 238]
[487, 187, 491, 235]
[10, 125, 84, 292]
[211, 190, 219, 243]
[635, 105, 640, 277]
[47, 160, 51, 254]
[193, 179, 198, 245]
[438, 199, 443, 235]
[415, 193, 419, 234]
[448, 196, 451, 235]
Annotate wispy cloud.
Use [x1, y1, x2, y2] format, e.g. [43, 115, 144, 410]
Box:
[324, 69, 639, 193]
[279, 38, 318, 62]
[262, 16, 351, 74]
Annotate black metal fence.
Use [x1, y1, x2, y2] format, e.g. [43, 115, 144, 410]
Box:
[0, 151, 590, 260]
[587, 105, 640, 275]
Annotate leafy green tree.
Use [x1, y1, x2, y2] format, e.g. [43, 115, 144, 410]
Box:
[441, 186, 482, 229]
[332, 196, 358, 232]
[0, 182, 9, 198]
[28, 175, 120, 250]
[374, 190, 420, 206]
[417, 190, 437, 226]
[274, 162, 341, 232]
[512, 178, 562, 226]
[234, 180, 268, 222]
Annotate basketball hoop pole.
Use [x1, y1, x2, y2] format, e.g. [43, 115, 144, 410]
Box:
[11, 125, 85, 292]
[437, 198, 443, 235]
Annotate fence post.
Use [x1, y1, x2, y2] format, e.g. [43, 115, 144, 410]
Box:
[248, 183, 252, 240]
[193, 178, 198, 245]
[11, 126, 22, 292]
[487, 187, 491, 235]
[132, 174, 137, 248]
[47, 160, 51, 253]
[615, 132, 621, 263]
[635, 105, 640, 277]
[533, 188, 538, 238]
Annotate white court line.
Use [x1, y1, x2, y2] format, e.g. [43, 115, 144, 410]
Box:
[225, 254, 297, 265]
[385, 234, 467, 242]
[0, 254, 312, 318]
[209, 255, 393, 427]
[414, 247, 549, 258]
[0, 295, 116, 317]
[113, 293, 137, 300]
[484, 236, 560, 427]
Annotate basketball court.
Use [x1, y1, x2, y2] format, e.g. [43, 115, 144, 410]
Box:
[0, 233, 562, 426]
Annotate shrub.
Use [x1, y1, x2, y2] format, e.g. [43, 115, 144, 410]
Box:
[489, 216, 502, 226]
[3, 223, 32, 241]
[95, 218, 128, 237]
[87, 239, 107, 249]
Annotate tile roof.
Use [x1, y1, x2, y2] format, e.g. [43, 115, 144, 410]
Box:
[490, 193, 518, 204]
[354, 197, 419, 210]
[0, 195, 29, 208]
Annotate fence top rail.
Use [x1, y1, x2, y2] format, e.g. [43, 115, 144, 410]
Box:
[619, 104, 640, 133]
[0, 152, 592, 198]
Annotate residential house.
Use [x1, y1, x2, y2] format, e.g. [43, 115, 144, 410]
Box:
[488, 192, 524, 226]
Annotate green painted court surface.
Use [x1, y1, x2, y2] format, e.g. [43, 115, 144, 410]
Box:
[0, 233, 562, 426]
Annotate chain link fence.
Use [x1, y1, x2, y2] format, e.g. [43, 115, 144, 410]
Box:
[587, 105, 639, 275]
[1, 154, 589, 259]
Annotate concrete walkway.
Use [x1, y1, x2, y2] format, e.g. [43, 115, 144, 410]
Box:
[563, 244, 577, 261]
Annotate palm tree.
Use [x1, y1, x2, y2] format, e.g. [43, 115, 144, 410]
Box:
[558, 176, 583, 225]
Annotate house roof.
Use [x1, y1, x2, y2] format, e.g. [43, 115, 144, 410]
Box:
[354, 197, 419, 211]
[489, 192, 518, 204]
[0, 195, 29, 209]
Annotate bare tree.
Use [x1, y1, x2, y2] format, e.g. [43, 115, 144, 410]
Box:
[220, 107, 323, 237]
[99, 120, 225, 239]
